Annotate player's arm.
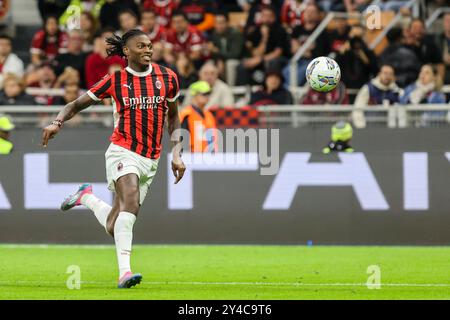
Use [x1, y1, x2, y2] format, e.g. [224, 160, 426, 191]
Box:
[41, 93, 95, 147]
[167, 99, 186, 184]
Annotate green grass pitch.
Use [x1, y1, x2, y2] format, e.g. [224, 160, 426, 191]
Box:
[0, 245, 449, 300]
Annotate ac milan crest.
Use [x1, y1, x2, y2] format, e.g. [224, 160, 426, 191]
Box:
[155, 80, 162, 89]
[117, 162, 123, 171]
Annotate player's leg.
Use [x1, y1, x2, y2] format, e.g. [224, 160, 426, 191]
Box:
[105, 194, 120, 236]
[112, 173, 142, 288]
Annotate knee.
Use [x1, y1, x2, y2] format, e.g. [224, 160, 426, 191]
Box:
[119, 187, 140, 215]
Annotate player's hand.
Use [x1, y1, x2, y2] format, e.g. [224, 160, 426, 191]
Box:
[171, 157, 186, 184]
[41, 124, 60, 147]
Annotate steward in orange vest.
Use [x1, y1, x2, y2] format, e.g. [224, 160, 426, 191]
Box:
[179, 81, 218, 152]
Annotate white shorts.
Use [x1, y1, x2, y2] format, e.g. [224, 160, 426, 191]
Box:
[105, 143, 159, 205]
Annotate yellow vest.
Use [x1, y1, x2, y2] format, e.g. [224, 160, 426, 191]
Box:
[0, 137, 13, 155]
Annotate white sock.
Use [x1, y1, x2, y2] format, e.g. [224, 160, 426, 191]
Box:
[81, 193, 111, 230]
[114, 211, 136, 278]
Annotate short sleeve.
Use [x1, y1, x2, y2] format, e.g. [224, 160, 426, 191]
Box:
[30, 30, 44, 54]
[87, 73, 113, 101]
[167, 71, 180, 102]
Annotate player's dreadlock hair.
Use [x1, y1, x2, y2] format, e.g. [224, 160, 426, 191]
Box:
[105, 29, 148, 59]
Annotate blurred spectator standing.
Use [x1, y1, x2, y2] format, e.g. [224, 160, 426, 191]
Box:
[327, 16, 350, 55]
[165, 11, 207, 69]
[0, 115, 14, 155]
[380, 27, 421, 88]
[30, 15, 69, 66]
[179, 0, 217, 32]
[207, 13, 244, 85]
[140, 9, 166, 44]
[99, 0, 140, 30]
[300, 82, 349, 105]
[0, 35, 24, 89]
[250, 70, 293, 106]
[404, 19, 444, 80]
[400, 64, 446, 105]
[54, 29, 88, 88]
[243, 0, 283, 35]
[58, 0, 105, 31]
[117, 9, 140, 35]
[141, 0, 180, 29]
[37, 0, 70, 21]
[80, 11, 99, 52]
[238, 5, 289, 85]
[84, 29, 126, 88]
[335, 25, 378, 90]
[183, 61, 234, 108]
[283, 3, 329, 86]
[437, 12, 450, 85]
[174, 53, 198, 89]
[0, 73, 36, 106]
[179, 81, 218, 153]
[353, 64, 402, 128]
[280, 0, 311, 32]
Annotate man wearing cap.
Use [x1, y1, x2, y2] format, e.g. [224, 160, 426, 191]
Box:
[322, 121, 354, 154]
[0, 115, 14, 155]
[179, 81, 218, 152]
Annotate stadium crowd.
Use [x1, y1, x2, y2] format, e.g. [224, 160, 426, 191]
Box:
[0, 0, 449, 115]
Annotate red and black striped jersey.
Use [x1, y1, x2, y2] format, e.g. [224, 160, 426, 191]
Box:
[87, 64, 180, 159]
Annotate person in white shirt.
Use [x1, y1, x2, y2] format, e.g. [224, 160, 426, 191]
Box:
[182, 61, 234, 109]
[0, 35, 24, 89]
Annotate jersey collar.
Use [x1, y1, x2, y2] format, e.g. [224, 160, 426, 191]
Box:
[125, 64, 153, 77]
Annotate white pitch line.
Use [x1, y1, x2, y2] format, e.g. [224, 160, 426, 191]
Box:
[0, 280, 449, 288]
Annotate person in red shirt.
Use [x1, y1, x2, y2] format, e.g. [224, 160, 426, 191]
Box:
[281, 0, 311, 32]
[42, 29, 185, 289]
[141, 0, 180, 28]
[84, 29, 127, 88]
[140, 9, 166, 44]
[165, 11, 206, 67]
[30, 15, 69, 66]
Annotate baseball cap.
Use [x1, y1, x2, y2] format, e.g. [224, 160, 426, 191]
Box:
[189, 81, 211, 96]
[0, 116, 15, 132]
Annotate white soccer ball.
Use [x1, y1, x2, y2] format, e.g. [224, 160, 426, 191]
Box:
[305, 56, 341, 92]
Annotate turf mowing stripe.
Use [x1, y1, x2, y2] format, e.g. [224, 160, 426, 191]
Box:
[0, 280, 449, 287]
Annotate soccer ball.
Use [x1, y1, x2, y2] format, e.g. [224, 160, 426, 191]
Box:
[305, 56, 341, 92]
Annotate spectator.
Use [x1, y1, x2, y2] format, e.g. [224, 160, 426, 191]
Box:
[183, 61, 234, 108]
[250, 70, 293, 106]
[37, 0, 70, 21]
[353, 65, 402, 128]
[327, 16, 350, 55]
[179, 80, 218, 153]
[243, 0, 284, 35]
[343, 0, 370, 12]
[280, 0, 311, 32]
[53, 66, 80, 89]
[380, 27, 421, 88]
[207, 12, 243, 83]
[84, 29, 126, 88]
[175, 53, 198, 89]
[238, 5, 289, 85]
[151, 42, 172, 68]
[400, 64, 446, 105]
[55, 29, 88, 88]
[80, 11, 99, 52]
[165, 11, 207, 69]
[118, 9, 139, 36]
[141, 0, 180, 29]
[140, 9, 166, 44]
[52, 82, 83, 126]
[179, 0, 217, 32]
[31, 14, 69, 66]
[0, 73, 36, 106]
[0, 115, 14, 155]
[282, 3, 329, 86]
[437, 12, 450, 85]
[335, 26, 378, 89]
[404, 18, 444, 79]
[99, 0, 140, 31]
[0, 35, 24, 89]
[59, 0, 105, 31]
[301, 82, 349, 105]
[25, 62, 57, 105]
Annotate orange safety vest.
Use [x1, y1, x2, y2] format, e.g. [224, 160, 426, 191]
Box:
[179, 105, 218, 152]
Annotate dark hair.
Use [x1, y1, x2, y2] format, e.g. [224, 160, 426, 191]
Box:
[142, 8, 156, 16]
[0, 34, 12, 43]
[105, 29, 147, 58]
[118, 9, 139, 20]
[380, 64, 395, 71]
[386, 27, 403, 43]
[171, 10, 188, 21]
[215, 12, 229, 21]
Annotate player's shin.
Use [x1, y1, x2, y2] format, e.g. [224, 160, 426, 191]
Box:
[114, 212, 136, 278]
[81, 193, 112, 229]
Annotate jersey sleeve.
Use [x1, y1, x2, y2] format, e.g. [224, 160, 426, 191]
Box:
[87, 73, 113, 101]
[167, 71, 180, 102]
[30, 30, 45, 55]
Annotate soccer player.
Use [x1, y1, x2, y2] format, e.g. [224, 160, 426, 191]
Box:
[41, 29, 186, 289]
